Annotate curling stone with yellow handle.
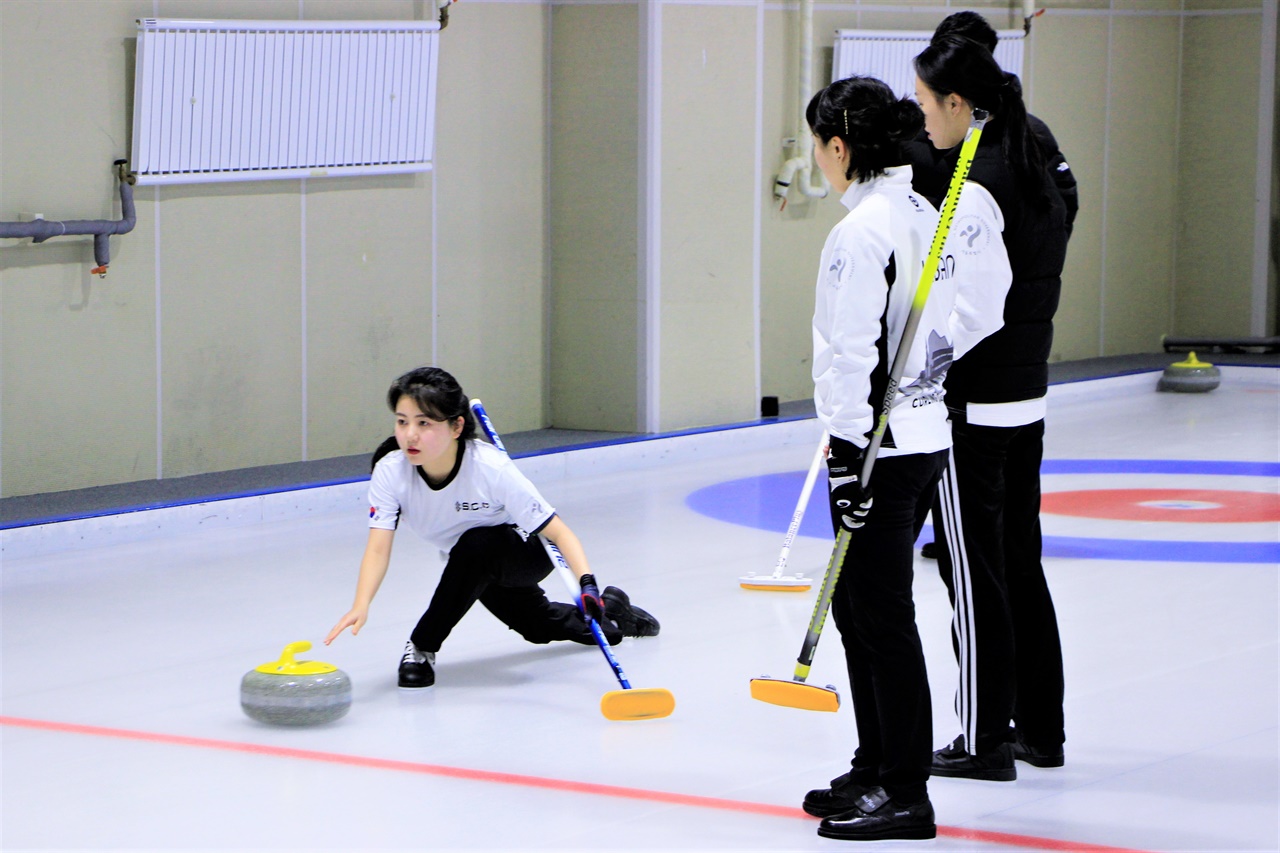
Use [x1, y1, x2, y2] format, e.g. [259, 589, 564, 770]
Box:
[1157, 352, 1222, 393]
[240, 641, 352, 726]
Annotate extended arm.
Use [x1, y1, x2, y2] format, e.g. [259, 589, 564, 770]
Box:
[325, 527, 395, 644]
[540, 514, 605, 621]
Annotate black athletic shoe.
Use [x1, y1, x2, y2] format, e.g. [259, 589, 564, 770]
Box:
[602, 587, 660, 638]
[398, 641, 435, 688]
[920, 540, 938, 559]
[802, 772, 872, 818]
[816, 788, 937, 841]
[1007, 729, 1065, 768]
[931, 735, 1016, 781]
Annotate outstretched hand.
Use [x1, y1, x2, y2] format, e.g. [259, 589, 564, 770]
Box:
[324, 607, 368, 645]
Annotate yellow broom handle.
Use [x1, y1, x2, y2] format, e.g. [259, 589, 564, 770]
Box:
[860, 108, 990, 486]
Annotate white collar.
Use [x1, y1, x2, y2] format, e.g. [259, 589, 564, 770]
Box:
[840, 165, 913, 211]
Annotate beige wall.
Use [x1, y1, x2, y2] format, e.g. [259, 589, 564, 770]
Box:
[435, 1, 549, 430]
[0, 0, 539, 497]
[304, 174, 433, 460]
[549, 3, 641, 432]
[0, 0, 1274, 497]
[657, 3, 759, 430]
[1029, 11, 1110, 360]
[1098, 15, 1180, 354]
[1175, 10, 1264, 336]
[2, 0, 160, 495]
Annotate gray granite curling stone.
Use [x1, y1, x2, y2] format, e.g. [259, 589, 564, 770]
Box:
[241, 641, 352, 726]
[1157, 352, 1221, 393]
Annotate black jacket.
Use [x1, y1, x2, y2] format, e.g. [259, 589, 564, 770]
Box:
[906, 114, 1078, 236]
[904, 121, 1069, 409]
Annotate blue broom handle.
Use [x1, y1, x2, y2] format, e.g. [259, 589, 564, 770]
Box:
[468, 398, 633, 691]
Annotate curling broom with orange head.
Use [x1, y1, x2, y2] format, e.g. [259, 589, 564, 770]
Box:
[469, 399, 675, 722]
[750, 109, 991, 713]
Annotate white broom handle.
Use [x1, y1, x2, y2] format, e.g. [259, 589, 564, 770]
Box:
[772, 431, 828, 578]
[545, 538, 583, 602]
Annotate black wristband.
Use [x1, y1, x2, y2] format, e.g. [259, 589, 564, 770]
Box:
[828, 434, 860, 458]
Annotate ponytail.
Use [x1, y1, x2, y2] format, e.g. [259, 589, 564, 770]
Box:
[914, 35, 1049, 207]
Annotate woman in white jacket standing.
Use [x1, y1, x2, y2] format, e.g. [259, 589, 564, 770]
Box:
[799, 76, 957, 843]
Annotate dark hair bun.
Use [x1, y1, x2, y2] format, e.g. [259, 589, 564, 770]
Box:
[888, 97, 925, 142]
[806, 76, 923, 182]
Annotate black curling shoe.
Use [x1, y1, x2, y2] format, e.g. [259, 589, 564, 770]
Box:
[602, 587, 660, 638]
[931, 735, 1016, 781]
[398, 641, 435, 688]
[817, 788, 937, 841]
[802, 772, 872, 818]
[1010, 731, 1065, 768]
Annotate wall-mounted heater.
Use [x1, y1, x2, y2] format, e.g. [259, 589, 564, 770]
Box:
[130, 18, 440, 185]
[832, 29, 1025, 98]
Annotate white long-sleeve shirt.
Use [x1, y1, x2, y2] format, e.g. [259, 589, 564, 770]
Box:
[944, 181, 1012, 362]
[812, 166, 956, 456]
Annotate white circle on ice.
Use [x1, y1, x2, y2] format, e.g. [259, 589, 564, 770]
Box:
[1137, 499, 1223, 511]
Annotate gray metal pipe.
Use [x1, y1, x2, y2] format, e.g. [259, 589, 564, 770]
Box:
[0, 160, 136, 276]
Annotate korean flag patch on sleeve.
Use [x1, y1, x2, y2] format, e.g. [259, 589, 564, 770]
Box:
[369, 505, 400, 527]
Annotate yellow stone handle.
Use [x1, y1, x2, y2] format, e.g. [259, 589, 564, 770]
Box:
[256, 640, 338, 675]
[1171, 351, 1214, 369]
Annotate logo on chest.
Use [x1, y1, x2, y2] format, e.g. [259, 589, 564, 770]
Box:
[455, 501, 492, 512]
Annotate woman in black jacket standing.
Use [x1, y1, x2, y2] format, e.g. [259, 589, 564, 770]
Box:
[910, 33, 1069, 781]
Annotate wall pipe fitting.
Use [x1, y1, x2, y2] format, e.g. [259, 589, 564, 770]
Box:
[774, 0, 828, 209]
[0, 160, 136, 277]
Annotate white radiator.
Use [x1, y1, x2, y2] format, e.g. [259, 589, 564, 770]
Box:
[131, 18, 440, 185]
[832, 29, 1025, 99]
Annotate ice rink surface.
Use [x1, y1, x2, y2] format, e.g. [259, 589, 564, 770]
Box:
[2, 367, 1277, 852]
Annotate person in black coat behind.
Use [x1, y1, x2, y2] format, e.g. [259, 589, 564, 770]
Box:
[905, 11, 1078, 237]
[909, 32, 1070, 782]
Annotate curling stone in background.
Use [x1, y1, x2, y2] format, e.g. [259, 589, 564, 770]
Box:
[241, 641, 352, 726]
[1157, 351, 1221, 393]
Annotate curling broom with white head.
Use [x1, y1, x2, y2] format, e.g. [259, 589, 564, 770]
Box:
[469, 399, 675, 722]
[738, 431, 827, 591]
[750, 109, 991, 713]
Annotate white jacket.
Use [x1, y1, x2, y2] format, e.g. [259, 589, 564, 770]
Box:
[944, 181, 1012, 363]
[812, 166, 955, 456]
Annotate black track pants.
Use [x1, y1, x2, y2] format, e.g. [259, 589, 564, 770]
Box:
[932, 418, 1065, 754]
[832, 449, 947, 806]
[409, 525, 620, 653]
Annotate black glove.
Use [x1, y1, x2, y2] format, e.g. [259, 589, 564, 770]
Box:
[578, 573, 606, 622]
[827, 435, 873, 533]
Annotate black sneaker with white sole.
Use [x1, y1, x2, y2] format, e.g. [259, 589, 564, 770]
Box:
[398, 641, 435, 688]
[602, 586, 660, 638]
